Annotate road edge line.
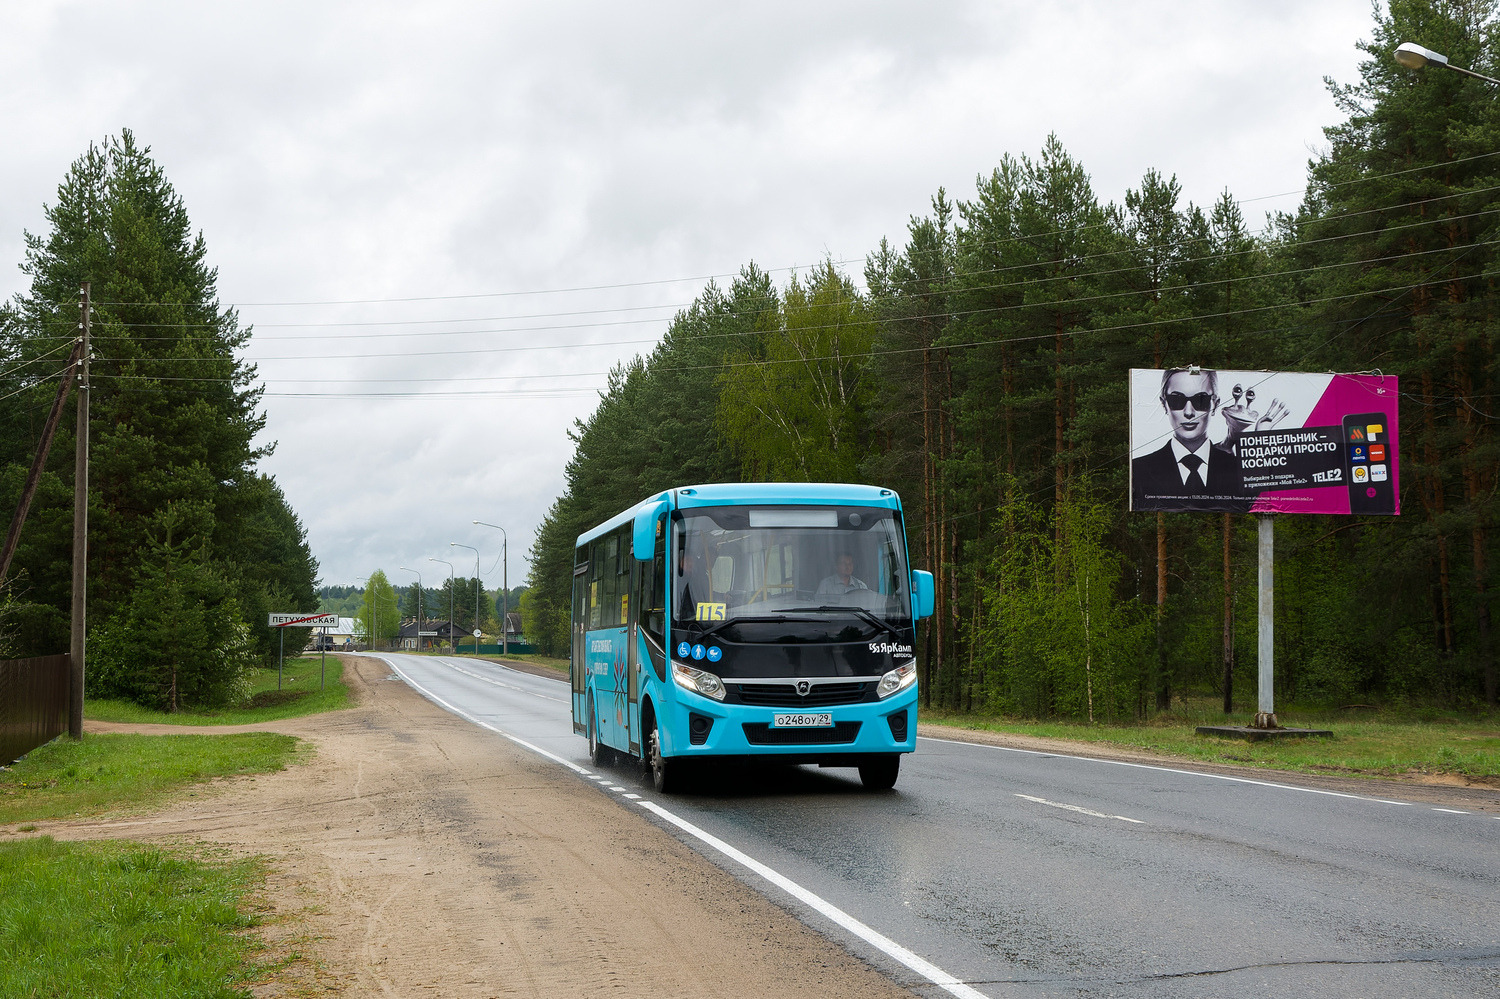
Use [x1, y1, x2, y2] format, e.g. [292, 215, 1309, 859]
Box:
[380, 654, 990, 999]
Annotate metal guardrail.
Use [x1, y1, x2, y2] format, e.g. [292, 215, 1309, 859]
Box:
[0, 654, 69, 764]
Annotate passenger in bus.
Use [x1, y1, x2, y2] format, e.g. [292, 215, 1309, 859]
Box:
[816, 552, 868, 597]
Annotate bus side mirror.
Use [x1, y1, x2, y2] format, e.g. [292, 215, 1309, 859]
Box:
[633, 501, 667, 561]
[911, 570, 935, 620]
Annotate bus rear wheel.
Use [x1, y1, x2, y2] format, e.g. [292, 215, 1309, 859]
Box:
[858, 754, 900, 790]
[588, 693, 613, 767]
[647, 725, 679, 794]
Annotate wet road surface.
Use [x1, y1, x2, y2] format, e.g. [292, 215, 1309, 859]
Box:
[371, 652, 1500, 998]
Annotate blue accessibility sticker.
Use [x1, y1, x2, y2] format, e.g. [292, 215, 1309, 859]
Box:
[677, 641, 691, 658]
[706, 646, 723, 663]
[692, 644, 707, 660]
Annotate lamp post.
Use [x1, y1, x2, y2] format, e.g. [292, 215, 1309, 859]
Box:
[399, 567, 421, 651]
[1394, 41, 1500, 85]
[451, 542, 481, 652]
[474, 521, 508, 656]
[357, 575, 376, 651]
[429, 557, 455, 651]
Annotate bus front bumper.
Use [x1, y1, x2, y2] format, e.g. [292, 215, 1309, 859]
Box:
[659, 685, 918, 760]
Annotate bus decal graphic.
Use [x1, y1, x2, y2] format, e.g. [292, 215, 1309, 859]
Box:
[612, 648, 629, 729]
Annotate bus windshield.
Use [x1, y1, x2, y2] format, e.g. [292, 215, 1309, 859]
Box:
[672, 505, 912, 640]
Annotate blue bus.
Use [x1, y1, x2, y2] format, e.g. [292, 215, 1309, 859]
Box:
[571, 482, 934, 792]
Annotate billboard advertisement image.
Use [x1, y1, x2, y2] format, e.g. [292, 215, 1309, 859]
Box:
[1129, 368, 1399, 516]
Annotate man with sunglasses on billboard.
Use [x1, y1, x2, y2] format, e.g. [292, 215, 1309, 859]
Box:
[1131, 366, 1251, 512]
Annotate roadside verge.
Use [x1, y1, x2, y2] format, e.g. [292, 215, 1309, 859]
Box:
[9, 654, 920, 998]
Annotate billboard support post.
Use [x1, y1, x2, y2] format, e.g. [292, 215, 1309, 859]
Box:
[1255, 514, 1277, 729]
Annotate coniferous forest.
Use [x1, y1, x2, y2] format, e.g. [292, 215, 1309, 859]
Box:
[523, 1, 1500, 717]
[0, 132, 318, 711]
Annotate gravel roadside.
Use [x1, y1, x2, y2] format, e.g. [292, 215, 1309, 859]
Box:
[16, 655, 920, 998]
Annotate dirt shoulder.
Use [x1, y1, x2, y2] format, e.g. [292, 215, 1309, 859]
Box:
[919, 722, 1500, 815]
[9, 656, 917, 999]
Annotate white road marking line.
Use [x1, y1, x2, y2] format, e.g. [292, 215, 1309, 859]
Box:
[1433, 808, 1470, 814]
[384, 655, 989, 999]
[430, 657, 567, 703]
[382, 658, 591, 775]
[636, 801, 990, 999]
[1015, 793, 1144, 824]
[918, 735, 1419, 807]
[608, 786, 627, 792]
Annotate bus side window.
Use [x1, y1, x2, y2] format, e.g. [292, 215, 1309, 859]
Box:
[642, 519, 665, 644]
[617, 526, 631, 624]
[589, 541, 603, 628]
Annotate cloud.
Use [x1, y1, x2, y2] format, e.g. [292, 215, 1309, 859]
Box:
[0, 0, 1373, 585]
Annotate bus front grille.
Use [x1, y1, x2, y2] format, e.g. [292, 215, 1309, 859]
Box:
[741, 722, 862, 745]
[732, 682, 871, 707]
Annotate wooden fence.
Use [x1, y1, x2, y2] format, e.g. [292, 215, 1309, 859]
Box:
[0, 654, 68, 764]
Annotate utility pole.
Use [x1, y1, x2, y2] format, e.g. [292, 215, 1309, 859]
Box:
[399, 567, 422, 650]
[451, 543, 480, 652]
[69, 282, 90, 740]
[0, 337, 82, 584]
[474, 521, 507, 655]
[429, 558, 455, 650]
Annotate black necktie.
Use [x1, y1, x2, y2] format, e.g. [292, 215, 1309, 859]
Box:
[1181, 453, 1205, 489]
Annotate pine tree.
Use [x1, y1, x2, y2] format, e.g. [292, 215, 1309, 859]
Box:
[0, 131, 316, 701]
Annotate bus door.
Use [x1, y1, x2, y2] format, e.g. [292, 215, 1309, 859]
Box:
[626, 554, 641, 756]
[593, 530, 633, 753]
[571, 552, 587, 734]
[637, 515, 669, 746]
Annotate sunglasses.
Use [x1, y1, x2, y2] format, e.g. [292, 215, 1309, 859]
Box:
[1164, 391, 1213, 411]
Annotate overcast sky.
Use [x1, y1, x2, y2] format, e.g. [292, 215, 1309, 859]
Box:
[1, 1, 1380, 593]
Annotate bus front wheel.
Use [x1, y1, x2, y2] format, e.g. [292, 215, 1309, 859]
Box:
[858, 754, 900, 790]
[648, 725, 679, 794]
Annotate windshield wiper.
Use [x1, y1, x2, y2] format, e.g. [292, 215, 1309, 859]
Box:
[786, 606, 906, 642]
[685, 614, 796, 645]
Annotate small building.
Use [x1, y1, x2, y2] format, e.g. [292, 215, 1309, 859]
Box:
[315, 616, 359, 650]
[396, 619, 475, 651]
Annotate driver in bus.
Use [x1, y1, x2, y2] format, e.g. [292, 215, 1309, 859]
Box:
[816, 552, 868, 597]
[677, 549, 711, 612]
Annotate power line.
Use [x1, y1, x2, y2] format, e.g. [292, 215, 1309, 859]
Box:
[80, 241, 1500, 367]
[49, 197, 1500, 349]
[75, 266, 1500, 401]
[34, 150, 1500, 312]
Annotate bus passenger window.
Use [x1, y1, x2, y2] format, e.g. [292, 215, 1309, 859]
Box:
[642, 552, 665, 643]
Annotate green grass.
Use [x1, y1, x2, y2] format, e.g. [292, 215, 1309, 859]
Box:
[480, 651, 569, 672]
[920, 700, 1500, 782]
[0, 732, 303, 824]
[86, 657, 348, 725]
[0, 836, 272, 999]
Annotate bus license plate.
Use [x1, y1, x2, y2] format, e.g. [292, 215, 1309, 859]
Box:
[773, 712, 833, 728]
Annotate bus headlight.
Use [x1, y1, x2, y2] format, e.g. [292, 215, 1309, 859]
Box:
[672, 662, 726, 701]
[877, 662, 917, 699]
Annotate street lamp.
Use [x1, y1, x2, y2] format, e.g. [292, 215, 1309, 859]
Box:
[474, 521, 508, 656]
[451, 542, 481, 653]
[357, 575, 377, 651]
[1394, 41, 1500, 85]
[428, 557, 455, 651]
[398, 567, 421, 651]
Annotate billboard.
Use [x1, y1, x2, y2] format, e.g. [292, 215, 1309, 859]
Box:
[1129, 369, 1399, 516]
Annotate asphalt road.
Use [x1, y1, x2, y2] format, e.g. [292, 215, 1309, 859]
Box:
[372, 652, 1500, 998]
